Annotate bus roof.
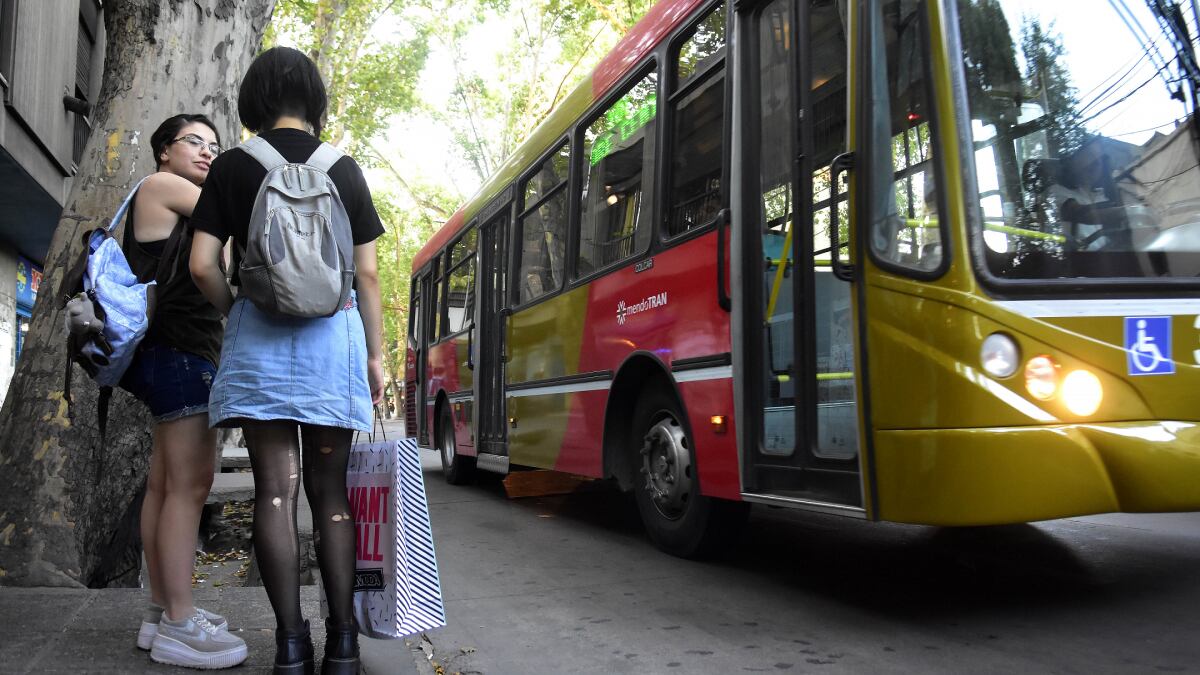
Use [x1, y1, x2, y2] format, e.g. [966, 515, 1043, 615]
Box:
[410, 0, 708, 273]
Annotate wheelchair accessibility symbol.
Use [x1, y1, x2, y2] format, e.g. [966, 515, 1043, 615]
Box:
[1124, 316, 1174, 376]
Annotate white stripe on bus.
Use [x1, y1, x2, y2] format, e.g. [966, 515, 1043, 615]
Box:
[673, 365, 734, 383]
[994, 299, 1200, 318]
[503, 365, 733, 399]
[506, 379, 612, 398]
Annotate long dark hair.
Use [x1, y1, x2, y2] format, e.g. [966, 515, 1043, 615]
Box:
[150, 114, 220, 168]
[237, 46, 328, 138]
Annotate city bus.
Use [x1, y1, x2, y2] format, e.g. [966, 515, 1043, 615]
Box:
[406, 0, 1200, 557]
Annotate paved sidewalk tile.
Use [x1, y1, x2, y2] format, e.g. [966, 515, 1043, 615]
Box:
[0, 584, 421, 674]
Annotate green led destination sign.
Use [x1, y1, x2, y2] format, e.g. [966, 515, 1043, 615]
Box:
[589, 94, 657, 166]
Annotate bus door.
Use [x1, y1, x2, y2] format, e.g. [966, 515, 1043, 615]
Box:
[414, 268, 436, 447]
[737, 0, 864, 510]
[476, 210, 510, 468]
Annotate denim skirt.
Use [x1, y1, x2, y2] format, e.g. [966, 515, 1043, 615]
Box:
[209, 292, 372, 431]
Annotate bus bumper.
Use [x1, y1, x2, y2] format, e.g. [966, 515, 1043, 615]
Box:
[874, 421, 1200, 525]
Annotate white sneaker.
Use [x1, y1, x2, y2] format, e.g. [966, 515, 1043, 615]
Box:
[137, 605, 228, 651]
[150, 611, 247, 670]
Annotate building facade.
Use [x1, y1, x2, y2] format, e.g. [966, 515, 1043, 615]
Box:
[0, 0, 104, 404]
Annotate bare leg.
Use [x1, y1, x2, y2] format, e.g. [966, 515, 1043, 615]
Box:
[141, 443, 167, 607]
[155, 414, 218, 621]
[244, 420, 305, 632]
[300, 425, 355, 624]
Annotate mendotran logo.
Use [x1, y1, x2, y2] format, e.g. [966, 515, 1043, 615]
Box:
[617, 292, 668, 325]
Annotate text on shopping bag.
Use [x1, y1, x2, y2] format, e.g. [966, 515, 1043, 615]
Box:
[348, 480, 390, 563]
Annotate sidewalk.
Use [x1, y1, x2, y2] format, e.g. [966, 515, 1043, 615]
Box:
[0, 582, 426, 674]
[0, 415, 423, 675]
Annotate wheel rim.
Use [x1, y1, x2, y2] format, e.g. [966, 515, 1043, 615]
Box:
[441, 415, 456, 467]
[639, 412, 692, 520]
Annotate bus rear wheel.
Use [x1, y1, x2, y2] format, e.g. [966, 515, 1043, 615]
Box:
[631, 388, 747, 558]
[438, 404, 475, 485]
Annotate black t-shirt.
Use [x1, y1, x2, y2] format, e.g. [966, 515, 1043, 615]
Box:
[191, 128, 384, 284]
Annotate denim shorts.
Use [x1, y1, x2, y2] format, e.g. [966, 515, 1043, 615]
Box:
[120, 341, 217, 423]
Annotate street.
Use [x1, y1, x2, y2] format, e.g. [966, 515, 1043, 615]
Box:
[376, 448, 1200, 674]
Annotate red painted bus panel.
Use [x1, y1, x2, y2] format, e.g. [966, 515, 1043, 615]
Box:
[592, 0, 710, 97]
[579, 231, 730, 371]
[426, 336, 477, 457]
[542, 228, 739, 498]
[413, 207, 466, 272]
[677, 379, 740, 500]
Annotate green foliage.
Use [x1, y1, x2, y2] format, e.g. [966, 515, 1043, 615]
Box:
[267, 0, 429, 156]
[424, 0, 653, 182]
[957, 0, 1022, 125]
[265, 0, 655, 386]
[373, 183, 456, 386]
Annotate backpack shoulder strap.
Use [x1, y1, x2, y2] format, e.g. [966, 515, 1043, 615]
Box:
[106, 176, 151, 234]
[60, 229, 96, 308]
[305, 142, 344, 174]
[240, 136, 289, 172]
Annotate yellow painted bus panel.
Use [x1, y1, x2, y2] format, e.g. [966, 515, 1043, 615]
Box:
[506, 286, 590, 383]
[1033, 316, 1200, 422]
[875, 427, 1117, 525]
[866, 285, 1154, 429]
[1078, 422, 1200, 512]
[506, 392, 570, 470]
[454, 334, 473, 392]
[876, 422, 1200, 525]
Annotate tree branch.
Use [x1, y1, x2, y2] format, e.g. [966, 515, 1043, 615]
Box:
[586, 0, 628, 34]
[363, 138, 454, 219]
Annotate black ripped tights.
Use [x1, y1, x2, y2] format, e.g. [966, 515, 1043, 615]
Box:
[244, 420, 356, 631]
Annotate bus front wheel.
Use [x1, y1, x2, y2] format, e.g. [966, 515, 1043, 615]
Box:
[438, 404, 475, 485]
[631, 388, 747, 558]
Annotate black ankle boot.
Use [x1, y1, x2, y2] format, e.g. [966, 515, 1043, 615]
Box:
[321, 618, 360, 675]
[273, 620, 314, 675]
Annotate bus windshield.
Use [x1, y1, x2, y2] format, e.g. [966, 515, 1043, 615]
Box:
[957, 0, 1200, 283]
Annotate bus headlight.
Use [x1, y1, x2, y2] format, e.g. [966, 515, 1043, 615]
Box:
[1024, 355, 1059, 400]
[981, 333, 1019, 378]
[1061, 370, 1103, 416]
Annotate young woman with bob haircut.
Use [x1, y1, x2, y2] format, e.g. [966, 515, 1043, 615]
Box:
[189, 46, 385, 675]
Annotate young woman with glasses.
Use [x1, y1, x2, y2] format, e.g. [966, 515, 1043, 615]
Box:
[123, 114, 248, 669]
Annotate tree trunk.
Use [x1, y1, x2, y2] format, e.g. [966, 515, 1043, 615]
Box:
[0, 0, 275, 588]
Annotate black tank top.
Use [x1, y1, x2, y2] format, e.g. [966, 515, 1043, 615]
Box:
[123, 194, 223, 367]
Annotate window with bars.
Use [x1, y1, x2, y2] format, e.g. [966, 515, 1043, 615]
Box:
[72, 3, 101, 165]
[0, 0, 16, 92]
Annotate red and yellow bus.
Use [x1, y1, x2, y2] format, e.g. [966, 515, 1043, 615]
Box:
[406, 0, 1200, 556]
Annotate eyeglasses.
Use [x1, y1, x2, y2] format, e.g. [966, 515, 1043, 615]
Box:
[170, 133, 221, 156]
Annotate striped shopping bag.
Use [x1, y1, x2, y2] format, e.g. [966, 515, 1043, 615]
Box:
[345, 434, 446, 638]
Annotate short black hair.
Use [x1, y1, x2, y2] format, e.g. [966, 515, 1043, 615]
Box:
[238, 46, 328, 138]
[150, 114, 221, 168]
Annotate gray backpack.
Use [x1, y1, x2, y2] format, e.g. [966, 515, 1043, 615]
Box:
[237, 136, 355, 318]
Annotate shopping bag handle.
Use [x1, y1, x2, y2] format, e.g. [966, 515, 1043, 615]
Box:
[373, 406, 387, 442]
[353, 406, 388, 445]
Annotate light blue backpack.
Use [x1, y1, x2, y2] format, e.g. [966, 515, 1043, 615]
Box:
[61, 177, 182, 439]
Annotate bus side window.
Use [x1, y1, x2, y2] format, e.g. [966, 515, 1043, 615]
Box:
[444, 227, 477, 335]
[517, 141, 570, 304]
[429, 256, 443, 342]
[579, 68, 658, 276]
[409, 278, 422, 347]
[667, 3, 726, 238]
